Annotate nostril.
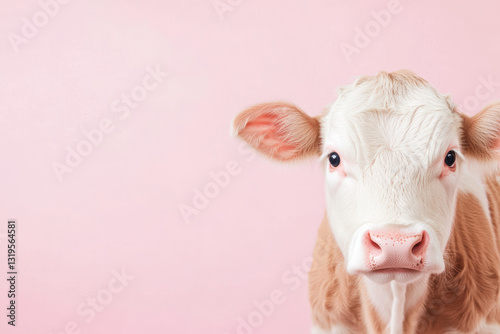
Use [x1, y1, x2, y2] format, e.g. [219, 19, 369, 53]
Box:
[411, 240, 423, 256]
[369, 237, 382, 251]
[411, 232, 428, 257]
[366, 233, 383, 256]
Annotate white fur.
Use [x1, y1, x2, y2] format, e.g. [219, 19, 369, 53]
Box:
[460, 159, 492, 223]
[389, 281, 406, 334]
[320, 73, 466, 332]
[362, 274, 430, 328]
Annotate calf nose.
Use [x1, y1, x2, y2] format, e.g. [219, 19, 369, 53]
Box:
[364, 230, 429, 271]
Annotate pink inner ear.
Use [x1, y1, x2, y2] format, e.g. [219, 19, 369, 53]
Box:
[243, 112, 299, 159]
[245, 113, 276, 128]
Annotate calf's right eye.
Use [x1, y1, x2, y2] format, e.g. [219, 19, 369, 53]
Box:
[328, 152, 341, 168]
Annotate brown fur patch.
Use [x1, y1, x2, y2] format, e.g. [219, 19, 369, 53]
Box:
[308, 216, 363, 331]
[418, 189, 500, 333]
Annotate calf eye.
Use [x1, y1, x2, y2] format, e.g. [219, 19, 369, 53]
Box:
[444, 150, 456, 167]
[328, 152, 341, 168]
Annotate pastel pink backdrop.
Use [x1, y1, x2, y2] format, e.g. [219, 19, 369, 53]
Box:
[1, 1, 500, 333]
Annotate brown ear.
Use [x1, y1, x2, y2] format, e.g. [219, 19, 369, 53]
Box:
[461, 102, 500, 160]
[232, 102, 321, 161]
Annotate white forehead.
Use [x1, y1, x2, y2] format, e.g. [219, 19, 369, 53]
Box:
[322, 71, 462, 168]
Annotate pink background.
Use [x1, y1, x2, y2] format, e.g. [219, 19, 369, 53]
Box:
[1, 0, 500, 333]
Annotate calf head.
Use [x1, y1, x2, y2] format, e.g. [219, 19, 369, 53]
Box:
[232, 70, 500, 284]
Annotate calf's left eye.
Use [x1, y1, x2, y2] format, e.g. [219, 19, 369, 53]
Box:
[444, 150, 456, 167]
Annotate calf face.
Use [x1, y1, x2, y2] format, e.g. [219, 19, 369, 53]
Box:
[232, 70, 500, 285]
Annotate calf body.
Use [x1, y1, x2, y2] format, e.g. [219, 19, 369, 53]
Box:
[232, 70, 500, 333]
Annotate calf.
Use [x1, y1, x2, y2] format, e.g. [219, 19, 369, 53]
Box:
[232, 70, 500, 333]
